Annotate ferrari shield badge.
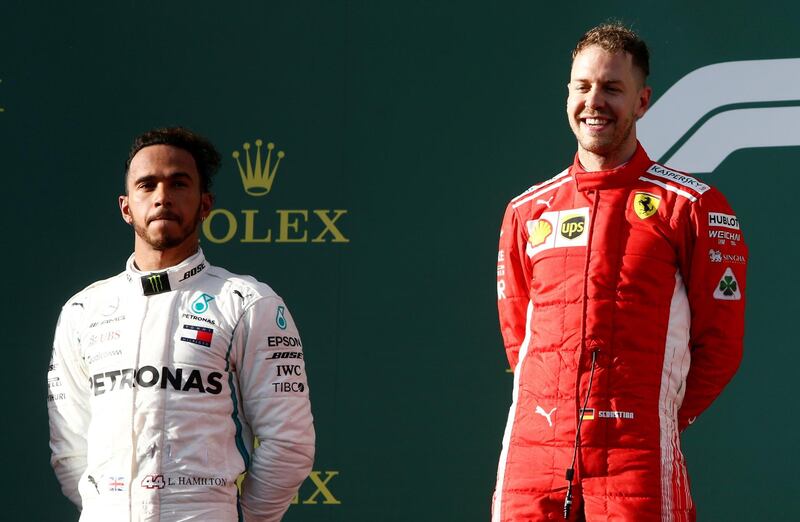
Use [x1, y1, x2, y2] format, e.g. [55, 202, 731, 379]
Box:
[633, 192, 661, 219]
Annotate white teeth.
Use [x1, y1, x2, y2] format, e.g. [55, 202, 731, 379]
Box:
[584, 118, 607, 125]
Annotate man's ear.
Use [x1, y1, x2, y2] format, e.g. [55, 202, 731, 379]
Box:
[119, 195, 133, 225]
[636, 85, 653, 119]
[200, 192, 214, 220]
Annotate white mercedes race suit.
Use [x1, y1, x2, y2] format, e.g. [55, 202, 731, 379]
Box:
[47, 249, 314, 521]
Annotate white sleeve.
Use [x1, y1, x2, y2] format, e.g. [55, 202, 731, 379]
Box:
[47, 303, 90, 509]
[236, 296, 315, 521]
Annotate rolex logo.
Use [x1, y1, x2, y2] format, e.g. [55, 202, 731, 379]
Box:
[232, 139, 285, 196]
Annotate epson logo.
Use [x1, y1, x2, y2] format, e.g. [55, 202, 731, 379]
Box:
[267, 336, 303, 348]
[90, 366, 223, 396]
[708, 212, 740, 230]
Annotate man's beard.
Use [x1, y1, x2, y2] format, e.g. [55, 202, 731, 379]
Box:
[575, 113, 635, 158]
[132, 205, 202, 251]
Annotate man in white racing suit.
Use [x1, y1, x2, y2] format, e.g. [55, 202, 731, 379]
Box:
[47, 127, 314, 521]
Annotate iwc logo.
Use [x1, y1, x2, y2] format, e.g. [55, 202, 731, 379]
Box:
[202, 136, 350, 245]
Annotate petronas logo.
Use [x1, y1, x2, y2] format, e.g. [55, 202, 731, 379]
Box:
[276, 306, 288, 330]
[232, 139, 285, 196]
[191, 293, 215, 314]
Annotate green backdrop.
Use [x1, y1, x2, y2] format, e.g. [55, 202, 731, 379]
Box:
[2, 1, 796, 520]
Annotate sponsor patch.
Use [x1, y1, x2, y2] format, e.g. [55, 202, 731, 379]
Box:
[708, 229, 741, 243]
[190, 293, 215, 314]
[141, 272, 171, 295]
[276, 305, 288, 329]
[528, 219, 553, 248]
[269, 351, 304, 360]
[646, 164, 710, 194]
[709, 249, 746, 265]
[180, 325, 214, 347]
[633, 192, 661, 219]
[272, 381, 306, 393]
[713, 267, 742, 300]
[525, 208, 590, 257]
[267, 336, 302, 348]
[179, 262, 205, 282]
[708, 212, 740, 230]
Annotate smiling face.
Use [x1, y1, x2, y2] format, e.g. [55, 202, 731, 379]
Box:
[567, 45, 651, 171]
[119, 144, 212, 257]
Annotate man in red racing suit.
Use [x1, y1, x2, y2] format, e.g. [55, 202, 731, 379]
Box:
[493, 24, 747, 522]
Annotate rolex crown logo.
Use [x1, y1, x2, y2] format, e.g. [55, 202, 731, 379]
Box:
[232, 139, 285, 196]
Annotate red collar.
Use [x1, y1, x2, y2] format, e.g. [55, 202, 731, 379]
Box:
[571, 143, 652, 191]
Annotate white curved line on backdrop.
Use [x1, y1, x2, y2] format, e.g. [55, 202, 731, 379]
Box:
[638, 58, 800, 161]
[664, 106, 800, 173]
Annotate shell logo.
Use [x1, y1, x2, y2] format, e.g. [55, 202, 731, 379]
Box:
[528, 219, 553, 248]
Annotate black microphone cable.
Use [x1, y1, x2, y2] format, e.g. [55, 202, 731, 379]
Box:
[563, 349, 598, 520]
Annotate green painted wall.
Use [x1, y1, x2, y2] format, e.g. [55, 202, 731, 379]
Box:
[2, 1, 796, 519]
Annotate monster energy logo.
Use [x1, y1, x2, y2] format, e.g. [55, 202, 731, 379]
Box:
[141, 272, 171, 295]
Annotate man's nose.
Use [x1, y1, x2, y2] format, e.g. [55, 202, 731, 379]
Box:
[153, 182, 173, 206]
[585, 86, 605, 110]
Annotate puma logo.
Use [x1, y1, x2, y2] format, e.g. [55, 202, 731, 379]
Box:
[535, 405, 557, 427]
[536, 196, 554, 208]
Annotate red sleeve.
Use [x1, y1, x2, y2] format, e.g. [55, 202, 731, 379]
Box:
[677, 188, 747, 430]
[497, 202, 532, 369]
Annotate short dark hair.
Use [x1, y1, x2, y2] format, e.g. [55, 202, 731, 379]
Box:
[572, 23, 650, 81]
[125, 127, 221, 193]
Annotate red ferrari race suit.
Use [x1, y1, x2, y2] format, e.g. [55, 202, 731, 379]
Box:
[493, 143, 747, 521]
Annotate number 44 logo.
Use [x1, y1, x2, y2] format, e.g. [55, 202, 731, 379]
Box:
[141, 474, 166, 489]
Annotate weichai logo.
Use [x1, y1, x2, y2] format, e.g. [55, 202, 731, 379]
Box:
[201, 137, 350, 244]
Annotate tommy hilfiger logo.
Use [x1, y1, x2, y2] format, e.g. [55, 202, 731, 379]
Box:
[180, 325, 214, 347]
[232, 139, 285, 196]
